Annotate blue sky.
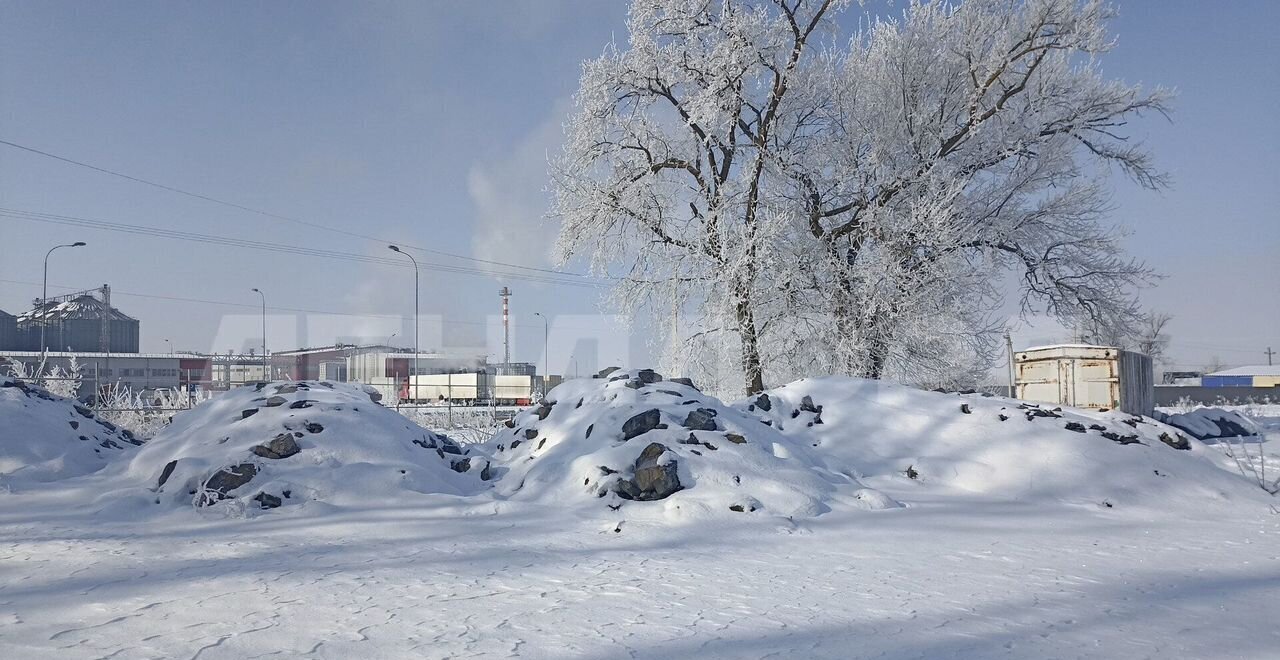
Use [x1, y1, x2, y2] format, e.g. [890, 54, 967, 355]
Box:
[1, 0, 1276, 374]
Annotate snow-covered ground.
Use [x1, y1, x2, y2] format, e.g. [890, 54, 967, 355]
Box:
[1, 375, 1278, 659]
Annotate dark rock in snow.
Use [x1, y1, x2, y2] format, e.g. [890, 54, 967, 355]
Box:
[724, 433, 747, 445]
[682, 408, 719, 432]
[304, 422, 324, 434]
[503, 418, 516, 428]
[535, 402, 554, 420]
[1089, 424, 1107, 431]
[253, 492, 282, 509]
[622, 409, 662, 441]
[68, 420, 79, 430]
[613, 442, 682, 501]
[596, 367, 621, 379]
[289, 400, 314, 409]
[201, 463, 258, 503]
[264, 396, 287, 407]
[960, 404, 972, 414]
[251, 433, 301, 459]
[73, 404, 94, 419]
[451, 458, 471, 473]
[753, 393, 772, 412]
[623, 379, 644, 389]
[524, 428, 539, 441]
[669, 377, 698, 390]
[241, 409, 259, 420]
[1064, 421, 1087, 433]
[799, 396, 822, 414]
[1102, 431, 1142, 445]
[1158, 432, 1191, 450]
[157, 460, 178, 488]
[585, 424, 594, 439]
[636, 369, 663, 384]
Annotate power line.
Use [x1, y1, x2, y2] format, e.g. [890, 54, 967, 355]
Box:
[0, 137, 589, 279]
[0, 207, 601, 289]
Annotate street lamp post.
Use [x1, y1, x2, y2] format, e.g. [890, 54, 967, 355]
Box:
[388, 245, 419, 401]
[251, 288, 267, 381]
[39, 241, 86, 376]
[164, 338, 173, 355]
[533, 312, 548, 396]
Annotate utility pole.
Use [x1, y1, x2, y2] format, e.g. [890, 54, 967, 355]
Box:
[1005, 330, 1016, 398]
[251, 288, 267, 381]
[1267, 346, 1276, 367]
[500, 287, 512, 370]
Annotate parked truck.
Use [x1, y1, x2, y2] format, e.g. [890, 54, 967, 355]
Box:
[1015, 344, 1154, 417]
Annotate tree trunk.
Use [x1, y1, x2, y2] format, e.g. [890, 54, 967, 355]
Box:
[733, 281, 765, 395]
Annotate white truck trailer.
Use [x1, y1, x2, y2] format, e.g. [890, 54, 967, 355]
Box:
[1014, 344, 1154, 417]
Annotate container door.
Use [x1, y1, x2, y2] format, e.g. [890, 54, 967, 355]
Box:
[1072, 359, 1119, 411]
[1016, 359, 1061, 405]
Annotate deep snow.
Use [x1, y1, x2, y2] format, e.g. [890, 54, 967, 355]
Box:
[0, 374, 1277, 659]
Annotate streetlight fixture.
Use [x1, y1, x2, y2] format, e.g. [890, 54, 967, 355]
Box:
[39, 241, 86, 376]
[164, 338, 173, 355]
[533, 312, 549, 396]
[388, 245, 419, 400]
[251, 288, 267, 381]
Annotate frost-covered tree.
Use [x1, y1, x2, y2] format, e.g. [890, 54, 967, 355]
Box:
[553, 0, 1168, 394]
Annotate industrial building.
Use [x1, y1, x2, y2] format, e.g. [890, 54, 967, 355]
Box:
[1203, 366, 1280, 388]
[0, 351, 208, 400]
[2, 286, 139, 354]
[0, 309, 16, 350]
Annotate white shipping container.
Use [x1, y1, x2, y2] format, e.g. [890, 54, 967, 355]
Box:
[492, 374, 534, 403]
[407, 373, 481, 402]
[1015, 344, 1154, 417]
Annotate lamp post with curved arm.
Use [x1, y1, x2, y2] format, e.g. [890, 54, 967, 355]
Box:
[388, 245, 419, 400]
[39, 241, 86, 375]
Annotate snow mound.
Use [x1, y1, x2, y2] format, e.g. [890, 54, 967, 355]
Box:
[0, 376, 142, 485]
[118, 381, 489, 511]
[737, 376, 1265, 509]
[482, 370, 850, 521]
[1156, 408, 1262, 441]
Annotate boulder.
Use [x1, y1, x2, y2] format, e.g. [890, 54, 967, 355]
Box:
[201, 463, 258, 504]
[251, 433, 301, 459]
[157, 459, 178, 488]
[253, 492, 282, 509]
[535, 402, 555, 420]
[622, 409, 663, 441]
[613, 442, 682, 501]
[682, 408, 719, 432]
[636, 369, 663, 384]
[752, 393, 772, 412]
[264, 396, 287, 407]
[241, 409, 258, 420]
[670, 377, 698, 390]
[799, 395, 822, 414]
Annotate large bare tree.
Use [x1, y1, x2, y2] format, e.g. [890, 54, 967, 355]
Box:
[552, 0, 1168, 395]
